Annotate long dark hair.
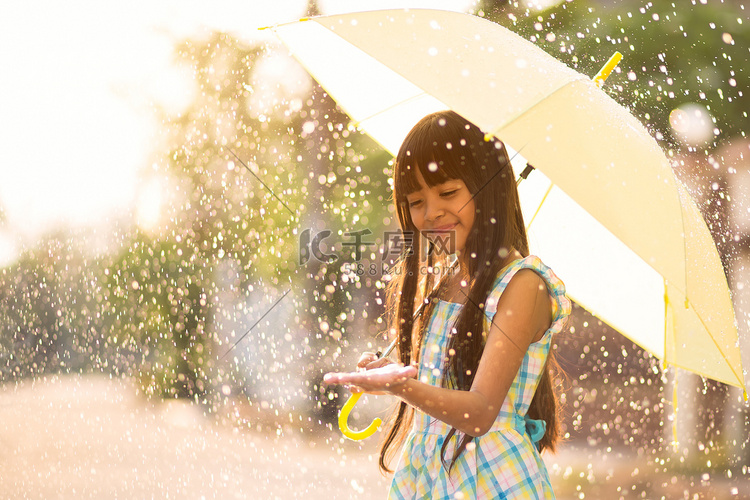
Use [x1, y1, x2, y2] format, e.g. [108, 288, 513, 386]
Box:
[378, 110, 563, 475]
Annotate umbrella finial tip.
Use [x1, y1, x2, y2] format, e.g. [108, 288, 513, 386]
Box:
[593, 51, 624, 87]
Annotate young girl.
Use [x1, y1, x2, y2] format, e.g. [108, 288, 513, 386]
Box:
[324, 110, 571, 499]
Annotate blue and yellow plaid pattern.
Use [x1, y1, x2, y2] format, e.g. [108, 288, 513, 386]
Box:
[388, 256, 571, 499]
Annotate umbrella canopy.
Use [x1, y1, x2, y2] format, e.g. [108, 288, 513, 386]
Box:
[269, 9, 745, 391]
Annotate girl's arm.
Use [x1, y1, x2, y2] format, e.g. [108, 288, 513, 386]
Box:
[325, 269, 553, 437]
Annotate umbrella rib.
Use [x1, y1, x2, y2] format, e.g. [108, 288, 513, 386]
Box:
[663, 277, 742, 388]
[659, 275, 742, 387]
[663, 280, 671, 367]
[675, 182, 691, 309]
[684, 299, 746, 389]
[351, 91, 438, 129]
[525, 183, 554, 231]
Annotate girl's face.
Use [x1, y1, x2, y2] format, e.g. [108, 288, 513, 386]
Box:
[405, 169, 476, 257]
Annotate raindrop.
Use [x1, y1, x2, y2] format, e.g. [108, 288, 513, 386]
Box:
[669, 103, 713, 146]
[302, 121, 316, 135]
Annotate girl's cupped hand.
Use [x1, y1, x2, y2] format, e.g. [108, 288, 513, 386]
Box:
[324, 363, 417, 395]
[356, 351, 392, 371]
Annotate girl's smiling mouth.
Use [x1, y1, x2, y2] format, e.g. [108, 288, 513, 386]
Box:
[432, 223, 458, 232]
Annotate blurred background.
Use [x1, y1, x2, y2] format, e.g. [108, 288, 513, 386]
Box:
[1, 0, 749, 498]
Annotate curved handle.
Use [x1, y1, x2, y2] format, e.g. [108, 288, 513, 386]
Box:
[338, 392, 382, 441]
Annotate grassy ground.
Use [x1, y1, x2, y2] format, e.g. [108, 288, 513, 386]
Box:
[1, 374, 747, 499]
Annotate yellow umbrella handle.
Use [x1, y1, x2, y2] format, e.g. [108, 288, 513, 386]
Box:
[337, 337, 400, 440]
[338, 392, 383, 440]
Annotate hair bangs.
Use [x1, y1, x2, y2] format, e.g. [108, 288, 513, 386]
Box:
[394, 113, 480, 205]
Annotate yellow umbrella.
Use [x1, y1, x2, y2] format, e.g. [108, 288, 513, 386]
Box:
[266, 8, 746, 434]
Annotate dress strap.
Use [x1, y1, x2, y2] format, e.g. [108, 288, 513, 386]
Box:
[483, 255, 571, 337]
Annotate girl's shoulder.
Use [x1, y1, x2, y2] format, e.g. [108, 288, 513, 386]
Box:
[491, 255, 565, 291]
[484, 255, 571, 333]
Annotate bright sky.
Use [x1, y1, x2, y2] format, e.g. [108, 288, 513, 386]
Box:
[0, 0, 477, 264]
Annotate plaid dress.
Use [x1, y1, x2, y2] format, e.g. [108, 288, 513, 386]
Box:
[388, 255, 571, 500]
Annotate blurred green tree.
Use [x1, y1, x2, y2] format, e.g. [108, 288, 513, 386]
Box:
[99, 34, 296, 401]
[98, 30, 393, 414]
[479, 0, 749, 148]
[0, 232, 104, 379]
